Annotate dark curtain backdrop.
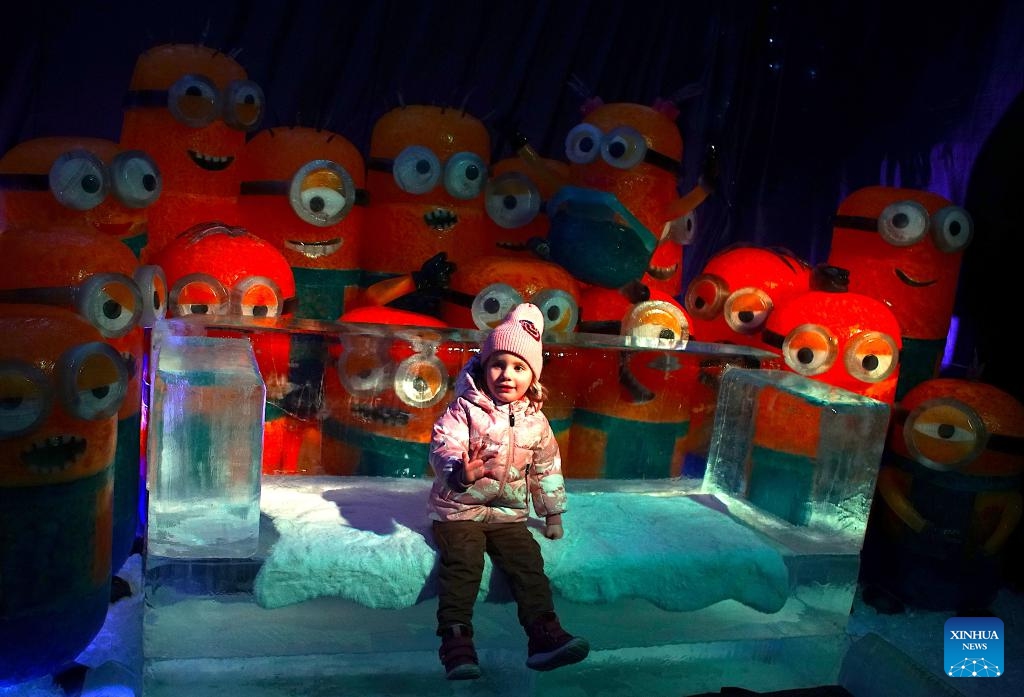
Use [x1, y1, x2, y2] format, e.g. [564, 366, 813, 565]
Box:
[2, 0, 1022, 395]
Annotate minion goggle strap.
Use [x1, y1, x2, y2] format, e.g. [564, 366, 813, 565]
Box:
[168, 273, 297, 318]
[0, 173, 49, 190]
[0, 273, 143, 338]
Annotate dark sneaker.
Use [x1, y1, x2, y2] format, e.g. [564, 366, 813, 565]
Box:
[439, 624, 481, 680]
[525, 612, 590, 671]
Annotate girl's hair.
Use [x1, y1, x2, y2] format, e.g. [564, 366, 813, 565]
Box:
[472, 354, 548, 406]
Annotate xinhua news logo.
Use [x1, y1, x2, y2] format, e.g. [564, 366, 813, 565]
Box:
[944, 617, 1004, 678]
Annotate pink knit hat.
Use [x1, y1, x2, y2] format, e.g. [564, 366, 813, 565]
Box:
[479, 303, 545, 379]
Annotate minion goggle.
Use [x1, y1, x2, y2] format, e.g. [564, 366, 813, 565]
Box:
[684, 274, 775, 336]
[0, 268, 167, 336]
[368, 146, 487, 199]
[0, 148, 162, 211]
[337, 330, 450, 409]
[124, 73, 265, 132]
[831, 201, 973, 252]
[762, 323, 899, 384]
[240, 159, 369, 227]
[440, 283, 579, 333]
[0, 344, 129, 439]
[896, 398, 1024, 471]
[168, 273, 297, 319]
[564, 123, 680, 174]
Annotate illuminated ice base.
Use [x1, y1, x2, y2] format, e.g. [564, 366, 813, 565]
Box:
[143, 477, 861, 697]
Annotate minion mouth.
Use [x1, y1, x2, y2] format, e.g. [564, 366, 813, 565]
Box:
[286, 238, 343, 258]
[351, 403, 411, 427]
[424, 208, 458, 232]
[895, 268, 936, 287]
[646, 261, 679, 280]
[188, 149, 235, 171]
[21, 435, 86, 473]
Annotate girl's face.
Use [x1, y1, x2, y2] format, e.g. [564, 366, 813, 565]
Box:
[485, 351, 533, 405]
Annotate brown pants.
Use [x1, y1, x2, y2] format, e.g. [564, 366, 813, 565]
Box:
[432, 519, 554, 634]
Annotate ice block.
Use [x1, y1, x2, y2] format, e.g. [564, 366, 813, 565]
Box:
[703, 367, 890, 535]
[146, 335, 266, 558]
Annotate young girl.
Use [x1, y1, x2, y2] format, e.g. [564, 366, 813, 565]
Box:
[426, 303, 589, 680]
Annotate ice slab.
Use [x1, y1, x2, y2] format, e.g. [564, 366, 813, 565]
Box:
[143, 477, 863, 696]
[146, 334, 266, 558]
[703, 367, 890, 535]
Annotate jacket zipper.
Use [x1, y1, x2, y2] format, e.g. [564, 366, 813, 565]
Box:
[495, 405, 515, 501]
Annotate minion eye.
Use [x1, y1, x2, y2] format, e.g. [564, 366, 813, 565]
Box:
[393, 353, 448, 408]
[444, 152, 486, 200]
[485, 172, 542, 229]
[904, 399, 986, 470]
[723, 288, 773, 335]
[223, 79, 265, 131]
[781, 323, 837, 376]
[233, 276, 283, 318]
[844, 331, 899, 383]
[931, 205, 974, 253]
[392, 145, 441, 194]
[0, 361, 50, 438]
[622, 300, 689, 347]
[49, 149, 109, 211]
[110, 150, 162, 209]
[564, 123, 602, 164]
[877, 200, 929, 246]
[683, 274, 729, 321]
[471, 284, 523, 329]
[531, 289, 579, 333]
[134, 265, 168, 328]
[168, 73, 220, 128]
[601, 126, 648, 170]
[169, 274, 229, 317]
[290, 159, 356, 226]
[61, 342, 128, 421]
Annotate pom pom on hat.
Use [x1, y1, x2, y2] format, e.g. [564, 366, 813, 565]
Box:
[479, 303, 545, 379]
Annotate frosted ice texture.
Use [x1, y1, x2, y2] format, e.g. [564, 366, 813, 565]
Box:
[147, 335, 266, 558]
[703, 367, 890, 536]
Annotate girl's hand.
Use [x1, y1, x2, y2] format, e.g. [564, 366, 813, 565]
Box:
[461, 442, 495, 485]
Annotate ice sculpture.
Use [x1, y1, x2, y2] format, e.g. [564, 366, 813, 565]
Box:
[146, 334, 266, 558]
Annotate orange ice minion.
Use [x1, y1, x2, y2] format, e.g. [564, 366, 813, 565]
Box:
[827, 185, 972, 400]
[742, 264, 902, 524]
[323, 308, 459, 477]
[238, 126, 367, 320]
[151, 222, 300, 474]
[862, 378, 1024, 612]
[0, 305, 127, 683]
[361, 104, 491, 308]
[483, 155, 568, 258]
[569, 286, 696, 478]
[543, 99, 709, 293]
[120, 43, 264, 261]
[684, 244, 813, 349]
[0, 136, 162, 258]
[0, 225, 160, 582]
[762, 264, 903, 405]
[438, 254, 581, 455]
[439, 254, 581, 334]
